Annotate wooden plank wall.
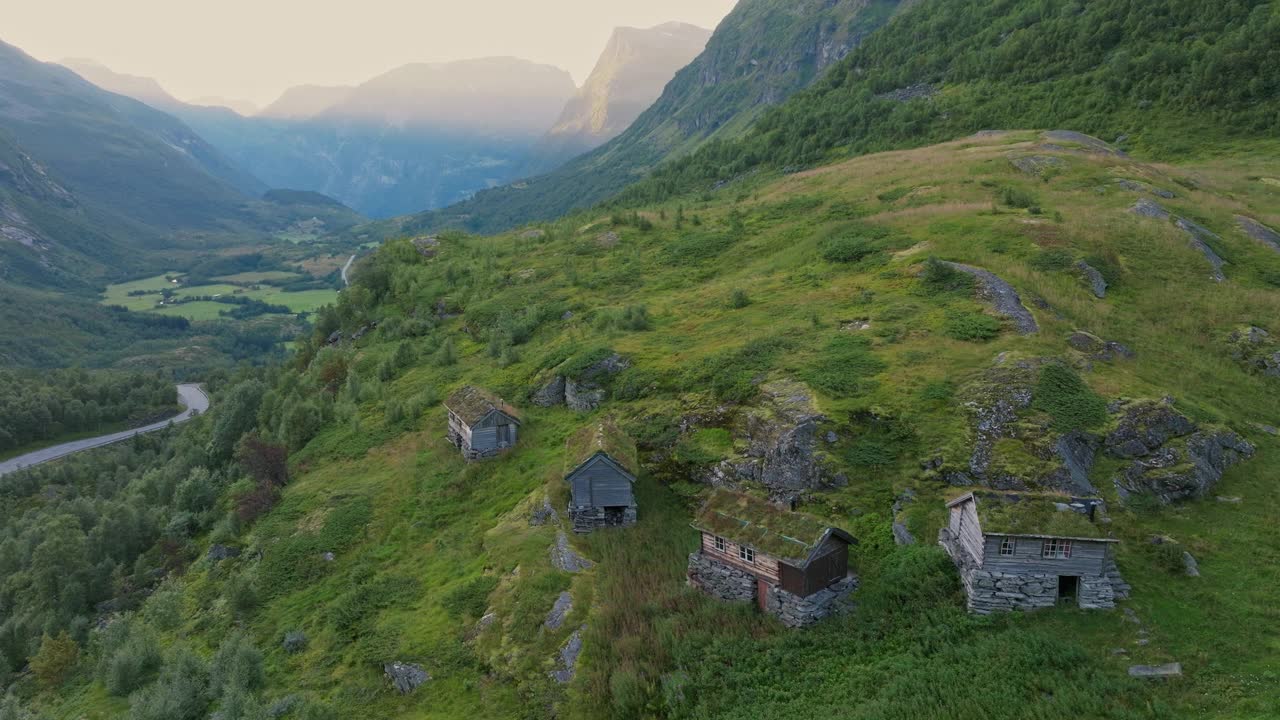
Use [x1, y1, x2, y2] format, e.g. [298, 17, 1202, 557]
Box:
[980, 535, 1110, 576]
[700, 532, 780, 584]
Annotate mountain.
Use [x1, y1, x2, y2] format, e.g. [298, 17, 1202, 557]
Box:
[258, 84, 353, 120]
[60, 57, 183, 110]
[528, 22, 712, 173]
[317, 57, 575, 135]
[405, 0, 906, 235]
[190, 96, 259, 116]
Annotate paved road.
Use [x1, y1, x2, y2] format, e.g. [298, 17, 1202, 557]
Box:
[0, 383, 210, 478]
[341, 254, 356, 287]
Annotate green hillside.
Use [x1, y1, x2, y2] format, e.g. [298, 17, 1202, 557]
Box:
[8, 130, 1280, 719]
[402, 0, 906, 235]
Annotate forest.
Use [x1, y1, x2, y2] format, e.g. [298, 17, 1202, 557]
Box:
[0, 371, 177, 454]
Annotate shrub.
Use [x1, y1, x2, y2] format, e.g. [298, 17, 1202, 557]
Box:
[612, 368, 660, 401]
[282, 631, 308, 655]
[919, 258, 973, 294]
[30, 632, 79, 687]
[127, 647, 209, 720]
[442, 576, 500, 619]
[210, 634, 265, 693]
[1032, 363, 1108, 432]
[728, 289, 751, 308]
[97, 622, 161, 696]
[943, 311, 1001, 341]
[999, 186, 1038, 209]
[821, 223, 891, 263]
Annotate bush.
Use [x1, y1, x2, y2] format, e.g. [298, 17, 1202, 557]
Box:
[127, 647, 209, 720]
[1032, 363, 1108, 431]
[999, 186, 1038, 209]
[282, 631, 308, 655]
[210, 634, 265, 693]
[728, 289, 751, 308]
[97, 622, 162, 696]
[942, 311, 1002, 341]
[919, 258, 973, 295]
[821, 223, 891, 263]
[30, 632, 79, 687]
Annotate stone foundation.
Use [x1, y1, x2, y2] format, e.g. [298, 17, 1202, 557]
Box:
[686, 552, 755, 603]
[567, 506, 637, 534]
[939, 529, 1127, 613]
[686, 552, 858, 627]
[766, 576, 858, 628]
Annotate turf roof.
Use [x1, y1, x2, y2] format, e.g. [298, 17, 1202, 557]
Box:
[444, 385, 521, 426]
[958, 491, 1110, 540]
[692, 489, 842, 562]
[564, 417, 638, 477]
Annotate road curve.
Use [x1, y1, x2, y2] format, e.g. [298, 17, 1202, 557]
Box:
[0, 383, 210, 478]
[341, 254, 356, 287]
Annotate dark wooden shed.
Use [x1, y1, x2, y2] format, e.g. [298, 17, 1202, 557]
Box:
[444, 385, 521, 460]
[563, 418, 637, 533]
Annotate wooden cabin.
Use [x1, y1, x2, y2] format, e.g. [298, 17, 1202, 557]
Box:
[444, 386, 521, 460]
[940, 491, 1128, 613]
[687, 490, 857, 627]
[563, 418, 637, 533]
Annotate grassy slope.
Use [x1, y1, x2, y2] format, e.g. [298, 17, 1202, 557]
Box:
[37, 133, 1280, 719]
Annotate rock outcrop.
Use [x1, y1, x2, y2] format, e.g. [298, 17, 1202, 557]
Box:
[1227, 326, 1280, 378]
[384, 662, 429, 694]
[1066, 331, 1134, 363]
[940, 262, 1039, 334]
[1236, 215, 1280, 253]
[1009, 154, 1066, 177]
[1115, 178, 1175, 199]
[548, 628, 583, 684]
[1128, 200, 1227, 281]
[702, 380, 838, 494]
[550, 530, 594, 573]
[544, 591, 573, 630]
[1107, 400, 1254, 504]
[1075, 260, 1108, 298]
[532, 352, 630, 412]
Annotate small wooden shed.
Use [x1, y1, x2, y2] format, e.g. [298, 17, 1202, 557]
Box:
[940, 491, 1128, 612]
[688, 490, 856, 625]
[444, 385, 521, 460]
[563, 418, 637, 532]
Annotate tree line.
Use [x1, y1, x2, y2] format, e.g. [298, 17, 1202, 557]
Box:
[0, 371, 177, 453]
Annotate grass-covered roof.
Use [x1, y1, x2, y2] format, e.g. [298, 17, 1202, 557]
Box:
[692, 489, 843, 562]
[958, 491, 1111, 540]
[564, 417, 637, 477]
[444, 385, 520, 425]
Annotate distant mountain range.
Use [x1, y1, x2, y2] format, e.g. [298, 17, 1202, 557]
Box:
[405, 0, 907, 235]
[528, 22, 711, 174]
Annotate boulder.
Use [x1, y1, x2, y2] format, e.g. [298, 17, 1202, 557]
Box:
[892, 523, 917, 546]
[1009, 155, 1065, 177]
[550, 531, 593, 573]
[282, 630, 307, 654]
[1128, 663, 1182, 679]
[1114, 428, 1254, 504]
[1235, 215, 1280, 253]
[206, 544, 241, 563]
[1104, 400, 1197, 459]
[1182, 551, 1200, 577]
[1075, 260, 1108, 298]
[544, 591, 573, 630]
[939, 262, 1039, 334]
[411, 236, 440, 258]
[532, 353, 630, 411]
[529, 496, 559, 527]
[1129, 199, 1170, 221]
[384, 662, 430, 694]
[1067, 331, 1134, 363]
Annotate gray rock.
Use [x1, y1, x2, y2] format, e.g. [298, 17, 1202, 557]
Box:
[1128, 663, 1182, 679]
[548, 628, 583, 684]
[1043, 130, 1127, 156]
[207, 544, 241, 563]
[1174, 218, 1227, 282]
[892, 522, 916, 546]
[561, 310, 574, 321]
[1253, 423, 1278, 436]
[1067, 331, 1133, 362]
[1052, 431, 1100, 496]
[825, 431, 838, 444]
[940, 262, 1039, 334]
[1216, 496, 1243, 503]
[1182, 551, 1200, 577]
[1130, 198, 1171, 220]
[1115, 178, 1175, 199]
[1009, 155, 1065, 177]
[321, 552, 336, 562]
[325, 331, 342, 346]
[1228, 327, 1280, 378]
[550, 531, 593, 573]
[411, 236, 440, 258]
[875, 83, 937, 102]
[1075, 260, 1108, 298]
[533, 353, 630, 411]
[732, 379, 834, 493]
[529, 496, 560, 526]
[1236, 215, 1280, 253]
[384, 662, 430, 694]
[1105, 401, 1197, 459]
[1122, 607, 1142, 625]
[1115, 428, 1255, 504]
[282, 630, 307, 654]
[596, 231, 620, 248]
[544, 591, 573, 630]
[531, 375, 567, 408]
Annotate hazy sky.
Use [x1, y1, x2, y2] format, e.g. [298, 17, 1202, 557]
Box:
[6, 0, 738, 108]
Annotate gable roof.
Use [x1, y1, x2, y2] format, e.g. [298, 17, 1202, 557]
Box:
[949, 491, 1114, 541]
[564, 417, 637, 477]
[444, 385, 521, 426]
[692, 489, 855, 564]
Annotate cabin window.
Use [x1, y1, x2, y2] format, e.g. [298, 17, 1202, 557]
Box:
[1041, 539, 1072, 559]
[999, 537, 1016, 556]
[739, 546, 755, 564]
[713, 536, 726, 553]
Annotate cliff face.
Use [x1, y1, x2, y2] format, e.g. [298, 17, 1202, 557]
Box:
[530, 22, 711, 172]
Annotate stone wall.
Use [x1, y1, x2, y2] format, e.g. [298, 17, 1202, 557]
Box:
[766, 576, 858, 628]
[939, 528, 1126, 614]
[687, 552, 858, 627]
[568, 506, 637, 534]
[686, 551, 756, 603]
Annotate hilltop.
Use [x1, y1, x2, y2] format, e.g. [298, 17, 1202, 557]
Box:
[10, 129, 1279, 719]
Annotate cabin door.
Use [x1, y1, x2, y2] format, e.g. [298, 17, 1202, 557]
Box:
[756, 579, 770, 611]
[1057, 575, 1079, 604]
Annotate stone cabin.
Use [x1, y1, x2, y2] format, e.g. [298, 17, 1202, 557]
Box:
[564, 418, 638, 533]
[687, 490, 858, 628]
[939, 491, 1130, 614]
[444, 385, 521, 460]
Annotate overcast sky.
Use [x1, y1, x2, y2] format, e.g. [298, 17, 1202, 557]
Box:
[6, 0, 738, 108]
